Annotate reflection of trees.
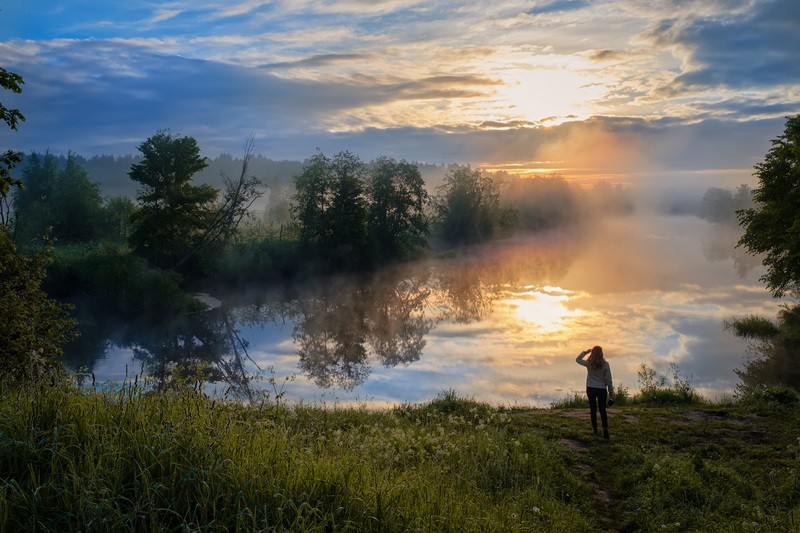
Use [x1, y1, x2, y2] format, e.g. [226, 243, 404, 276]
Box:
[118, 309, 259, 401]
[291, 270, 433, 390]
[293, 290, 371, 390]
[701, 222, 761, 278]
[434, 261, 499, 323]
[69, 233, 583, 394]
[367, 277, 432, 367]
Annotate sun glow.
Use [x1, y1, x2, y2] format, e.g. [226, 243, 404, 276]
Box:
[508, 286, 582, 334]
[495, 65, 604, 123]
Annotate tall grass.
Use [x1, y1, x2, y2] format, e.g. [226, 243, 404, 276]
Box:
[2, 379, 798, 531]
[0, 382, 594, 531]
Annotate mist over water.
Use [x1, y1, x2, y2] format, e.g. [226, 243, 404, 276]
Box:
[66, 207, 775, 407]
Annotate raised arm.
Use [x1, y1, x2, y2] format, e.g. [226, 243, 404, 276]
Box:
[576, 349, 590, 366]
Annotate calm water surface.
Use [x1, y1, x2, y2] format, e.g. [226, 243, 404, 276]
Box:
[65, 213, 776, 407]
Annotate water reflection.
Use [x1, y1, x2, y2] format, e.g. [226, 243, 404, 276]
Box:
[63, 215, 775, 406]
[700, 222, 762, 278]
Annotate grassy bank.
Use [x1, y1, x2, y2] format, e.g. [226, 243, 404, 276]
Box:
[0, 381, 797, 532]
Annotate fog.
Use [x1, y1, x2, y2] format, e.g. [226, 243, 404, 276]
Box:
[66, 177, 778, 406]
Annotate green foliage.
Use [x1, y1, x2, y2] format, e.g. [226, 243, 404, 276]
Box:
[45, 243, 200, 316]
[634, 363, 704, 406]
[215, 219, 301, 283]
[431, 165, 516, 246]
[549, 392, 589, 409]
[550, 385, 631, 409]
[727, 305, 800, 393]
[736, 386, 800, 410]
[99, 195, 135, 242]
[52, 154, 105, 242]
[13, 152, 105, 245]
[2, 383, 798, 532]
[723, 314, 780, 339]
[0, 230, 76, 381]
[293, 151, 371, 270]
[737, 115, 800, 297]
[128, 130, 217, 270]
[0, 67, 24, 202]
[368, 156, 429, 262]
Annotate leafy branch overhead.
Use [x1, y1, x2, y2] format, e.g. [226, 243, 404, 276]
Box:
[0, 67, 25, 211]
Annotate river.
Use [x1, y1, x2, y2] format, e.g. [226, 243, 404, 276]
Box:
[63, 212, 776, 407]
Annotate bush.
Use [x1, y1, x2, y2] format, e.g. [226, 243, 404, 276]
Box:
[0, 230, 76, 381]
[46, 243, 201, 316]
[737, 386, 800, 409]
[633, 363, 705, 406]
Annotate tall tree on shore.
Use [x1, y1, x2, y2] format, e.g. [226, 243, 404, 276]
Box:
[737, 115, 800, 298]
[368, 157, 429, 262]
[431, 165, 515, 246]
[728, 115, 800, 392]
[293, 151, 369, 270]
[128, 131, 216, 270]
[0, 67, 76, 380]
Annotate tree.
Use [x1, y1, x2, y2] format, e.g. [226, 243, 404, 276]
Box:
[699, 184, 753, 225]
[502, 173, 576, 231]
[128, 131, 217, 270]
[50, 153, 104, 243]
[0, 70, 76, 381]
[737, 115, 800, 298]
[293, 151, 370, 270]
[728, 116, 800, 392]
[431, 165, 515, 246]
[101, 195, 136, 242]
[367, 157, 429, 262]
[172, 135, 264, 271]
[725, 308, 800, 393]
[13, 152, 104, 245]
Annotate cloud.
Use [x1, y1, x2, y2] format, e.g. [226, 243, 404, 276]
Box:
[641, 0, 800, 95]
[149, 9, 184, 24]
[526, 0, 590, 15]
[262, 53, 372, 69]
[588, 49, 623, 61]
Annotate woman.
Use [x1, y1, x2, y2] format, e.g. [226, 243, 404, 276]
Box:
[576, 346, 614, 439]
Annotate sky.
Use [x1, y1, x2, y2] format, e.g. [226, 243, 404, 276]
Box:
[1, 0, 799, 184]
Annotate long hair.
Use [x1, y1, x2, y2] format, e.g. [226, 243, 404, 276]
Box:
[588, 345, 605, 369]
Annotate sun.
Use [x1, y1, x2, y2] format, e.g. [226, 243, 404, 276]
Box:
[494, 63, 604, 123]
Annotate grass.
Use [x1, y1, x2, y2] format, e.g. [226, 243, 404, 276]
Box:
[0, 381, 798, 532]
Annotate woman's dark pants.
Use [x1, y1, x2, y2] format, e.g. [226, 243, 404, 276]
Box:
[586, 386, 608, 435]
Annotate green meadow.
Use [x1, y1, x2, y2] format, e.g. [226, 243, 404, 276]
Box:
[0, 378, 797, 532]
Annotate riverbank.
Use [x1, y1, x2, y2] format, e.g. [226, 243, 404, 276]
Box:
[0, 381, 797, 531]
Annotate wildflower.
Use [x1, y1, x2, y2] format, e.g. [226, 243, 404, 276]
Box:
[532, 506, 541, 513]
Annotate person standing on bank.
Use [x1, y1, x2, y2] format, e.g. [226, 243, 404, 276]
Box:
[576, 346, 614, 439]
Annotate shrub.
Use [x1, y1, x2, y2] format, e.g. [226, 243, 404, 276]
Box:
[46, 243, 200, 316]
[737, 386, 800, 409]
